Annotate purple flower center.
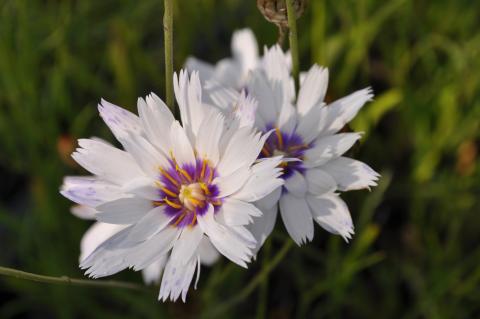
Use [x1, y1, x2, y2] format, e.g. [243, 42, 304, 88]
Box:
[259, 125, 310, 180]
[153, 158, 221, 228]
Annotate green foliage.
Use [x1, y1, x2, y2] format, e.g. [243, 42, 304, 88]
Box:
[0, 0, 479, 318]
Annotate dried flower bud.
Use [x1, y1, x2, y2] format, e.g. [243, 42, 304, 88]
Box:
[257, 0, 307, 29]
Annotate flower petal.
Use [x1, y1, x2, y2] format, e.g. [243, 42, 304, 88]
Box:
[197, 205, 253, 268]
[217, 197, 262, 226]
[196, 108, 225, 166]
[159, 255, 199, 302]
[297, 65, 328, 115]
[321, 157, 380, 191]
[306, 193, 354, 241]
[142, 255, 167, 285]
[305, 168, 337, 195]
[248, 204, 278, 253]
[231, 28, 258, 73]
[284, 170, 307, 197]
[79, 222, 127, 262]
[137, 93, 174, 154]
[279, 193, 314, 245]
[233, 157, 284, 202]
[96, 197, 153, 224]
[71, 139, 144, 185]
[304, 133, 362, 168]
[61, 176, 123, 207]
[98, 99, 142, 140]
[170, 121, 196, 167]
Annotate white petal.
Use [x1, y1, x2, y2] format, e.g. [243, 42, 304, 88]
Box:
[321, 157, 380, 191]
[306, 193, 354, 241]
[321, 88, 374, 135]
[214, 165, 250, 198]
[185, 57, 215, 83]
[79, 222, 127, 262]
[305, 168, 337, 195]
[71, 139, 144, 185]
[170, 226, 204, 266]
[170, 121, 196, 167]
[233, 157, 284, 202]
[296, 103, 326, 144]
[118, 133, 169, 177]
[159, 255, 199, 302]
[284, 170, 307, 197]
[197, 205, 253, 268]
[61, 176, 123, 207]
[96, 197, 153, 224]
[122, 176, 159, 200]
[98, 99, 142, 140]
[196, 108, 225, 166]
[231, 28, 258, 73]
[277, 102, 297, 136]
[217, 197, 262, 226]
[304, 133, 362, 168]
[297, 65, 329, 115]
[124, 206, 175, 244]
[279, 193, 314, 245]
[212, 58, 243, 89]
[71, 205, 97, 220]
[255, 187, 281, 211]
[262, 45, 295, 105]
[248, 204, 278, 253]
[217, 128, 270, 177]
[246, 70, 278, 124]
[197, 237, 220, 266]
[137, 93, 174, 154]
[142, 255, 167, 285]
[174, 70, 205, 140]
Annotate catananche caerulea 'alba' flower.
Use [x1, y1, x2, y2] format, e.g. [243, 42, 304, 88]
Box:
[61, 70, 283, 301]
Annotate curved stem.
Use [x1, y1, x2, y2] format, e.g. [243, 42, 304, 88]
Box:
[0, 266, 150, 292]
[204, 239, 294, 318]
[163, 0, 174, 111]
[286, 0, 300, 92]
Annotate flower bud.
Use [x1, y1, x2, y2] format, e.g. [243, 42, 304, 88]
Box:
[256, 0, 307, 29]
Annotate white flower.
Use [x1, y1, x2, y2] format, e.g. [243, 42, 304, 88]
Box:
[60, 70, 283, 301]
[186, 28, 290, 92]
[246, 46, 380, 247]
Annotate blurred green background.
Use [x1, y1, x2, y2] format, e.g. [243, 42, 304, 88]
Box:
[0, 0, 479, 318]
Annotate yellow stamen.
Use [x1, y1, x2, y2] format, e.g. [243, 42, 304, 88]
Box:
[153, 200, 164, 207]
[275, 127, 284, 149]
[189, 197, 204, 207]
[190, 212, 197, 227]
[176, 164, 193, 182]
[160, 187, 177, 198]
[174, 211, 187, 226]
[208, 167, 214, 184]
[199, 182, 210, 195]
[164, 197, 182, 209]
[288, 144, 309, 151]
[159, 167, 179, 186]
[200, 159, 207, 179]
[211, 200, 222, 206]
[261, 146, 271, 157]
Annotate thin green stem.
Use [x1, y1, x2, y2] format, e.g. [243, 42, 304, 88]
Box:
[286, 0, 300, 92]
[163, 0, 174, 111]
[203, 239, 294, 318]
[0, 266, 150, 292]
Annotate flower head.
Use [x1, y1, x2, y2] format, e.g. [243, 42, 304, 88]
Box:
[247, 46, 380, 246]
[61, 70, 283, 301]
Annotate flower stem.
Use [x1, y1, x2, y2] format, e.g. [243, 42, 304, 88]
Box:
[203, 239, 294, 318]
[286, 0, 300, 92]
[163, 0, 174, 111]
[0, 266, 150, 292]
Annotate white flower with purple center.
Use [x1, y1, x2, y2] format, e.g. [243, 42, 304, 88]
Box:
[245, 46, 380, 247]
[60, 70, 284, 301]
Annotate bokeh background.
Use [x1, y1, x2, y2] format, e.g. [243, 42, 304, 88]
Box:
[0, 0, 479, 318]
